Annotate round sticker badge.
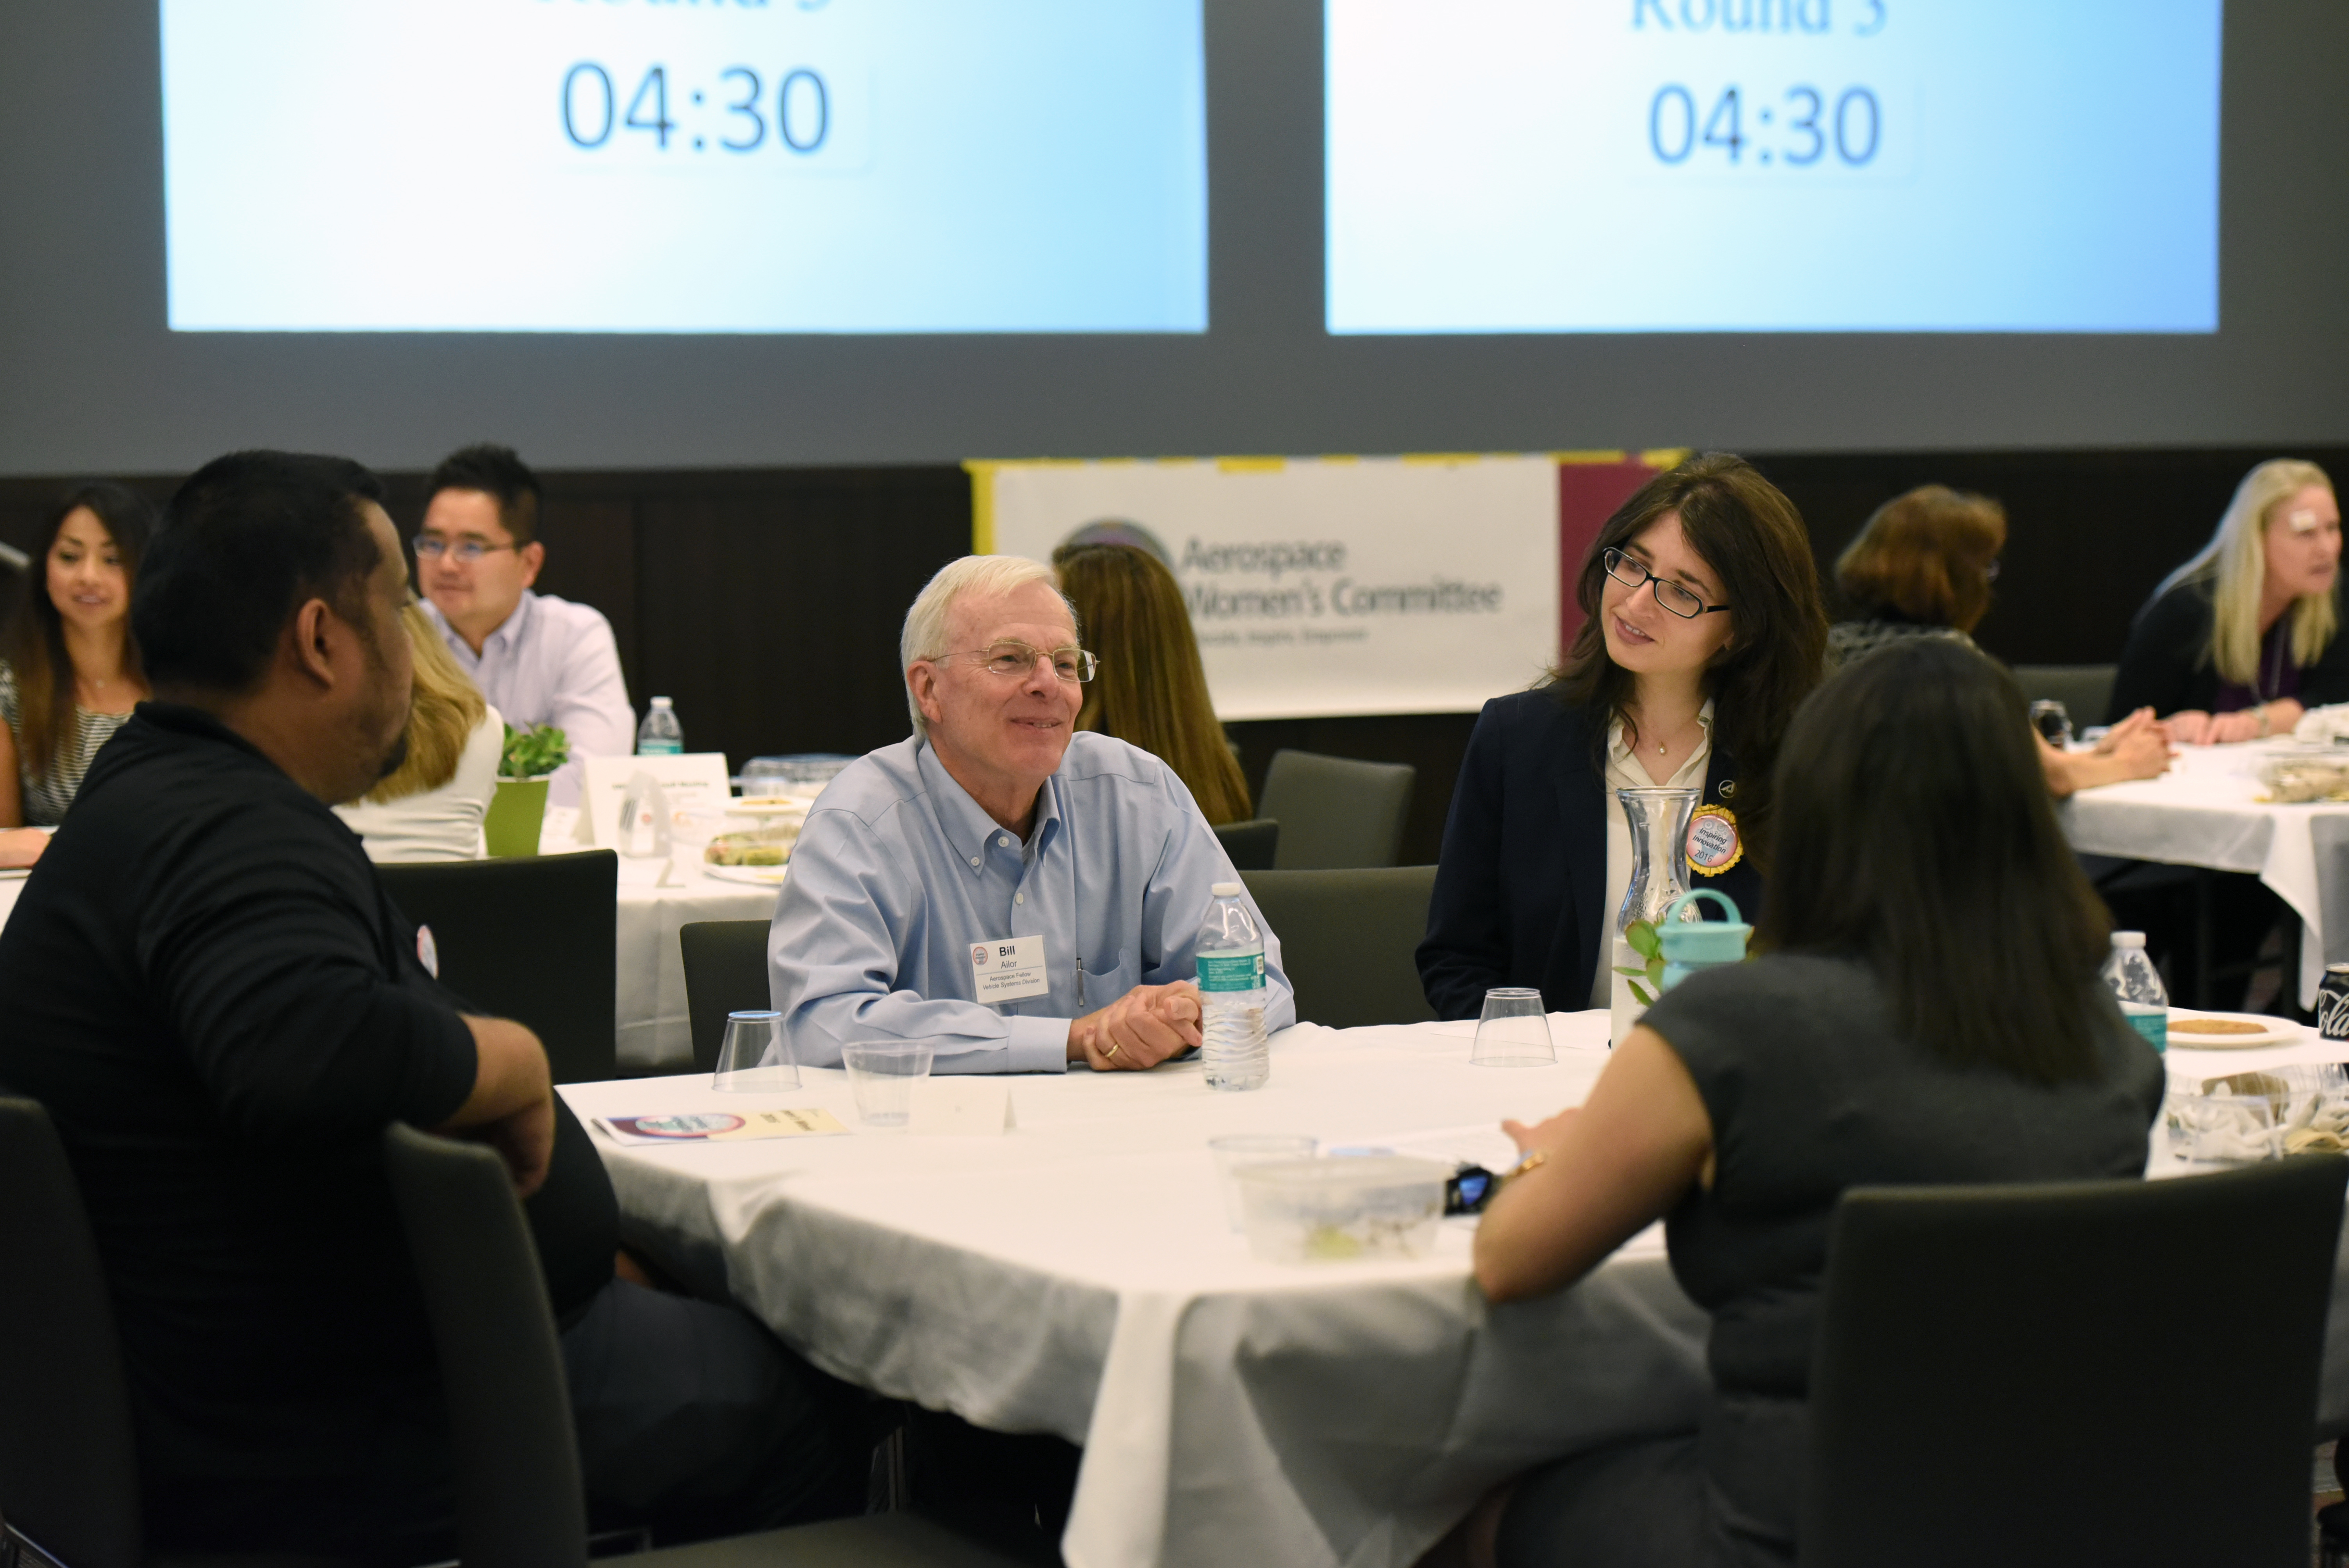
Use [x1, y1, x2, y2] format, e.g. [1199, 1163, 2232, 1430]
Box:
[415, 923, 439, 979]
[1686, 805, 1743, 877]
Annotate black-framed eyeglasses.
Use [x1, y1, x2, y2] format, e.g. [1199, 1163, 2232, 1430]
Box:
[1601, 548, 1729, 620]
[413, 534, 520, 563]
[955, 641, 1100, 684]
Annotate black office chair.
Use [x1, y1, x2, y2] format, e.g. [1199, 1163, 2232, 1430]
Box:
[1802, 1159, 2348, 1568]
[1240, 866, 1438, 1029]
[381, 1123, 1025, 1568]
[0, 1096, 348, 1568]
[1255, 750, 1415, 869]
[679, 919, 775, 1075]
[1211, 817, 1280, 872]
[377, 851, 618, 1084]
[2010, 662, 2120, 728]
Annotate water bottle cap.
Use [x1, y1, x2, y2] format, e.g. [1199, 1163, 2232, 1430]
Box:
[2111, 931, 2148, 948]
[1211, 881, 1243, 896]
[651, 696, 674, 707]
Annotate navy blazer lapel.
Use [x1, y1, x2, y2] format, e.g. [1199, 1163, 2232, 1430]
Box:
[1548, 706, 1609, 1006]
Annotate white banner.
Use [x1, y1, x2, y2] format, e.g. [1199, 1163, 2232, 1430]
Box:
[979, 455, 1559, 720]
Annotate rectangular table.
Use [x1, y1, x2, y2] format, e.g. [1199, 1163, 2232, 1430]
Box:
[562, 1015, 2349, 1568]
[2062, 739, 2349, 1007]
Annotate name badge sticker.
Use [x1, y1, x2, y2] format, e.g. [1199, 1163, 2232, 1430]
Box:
[971, 933, 1052, 1002]
[1686, 805, 1744, 877]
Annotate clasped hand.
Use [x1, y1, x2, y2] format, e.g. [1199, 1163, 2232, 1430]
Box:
[1068, 980, 1202, 1071]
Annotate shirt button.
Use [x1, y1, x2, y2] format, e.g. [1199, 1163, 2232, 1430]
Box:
[968, 856, 980, 868]
[1015, 893, 1025, 904]
[999, 836, 1013, 848]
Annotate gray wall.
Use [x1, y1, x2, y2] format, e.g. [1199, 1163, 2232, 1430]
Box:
[4, 0, 2346, 477]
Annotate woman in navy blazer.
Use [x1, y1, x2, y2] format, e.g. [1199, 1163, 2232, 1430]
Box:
[1420, 456, 1828, 1020]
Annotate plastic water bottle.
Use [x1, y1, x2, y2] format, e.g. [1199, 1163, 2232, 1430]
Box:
[2101, 931, 2168, 1053]
[637, 696, 684, 755]
[1197, 880, 1270, 1092]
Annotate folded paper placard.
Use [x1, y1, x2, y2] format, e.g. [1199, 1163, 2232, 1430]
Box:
[906, 1078, 1017, 1136]
[596, 1107, 848, 1144]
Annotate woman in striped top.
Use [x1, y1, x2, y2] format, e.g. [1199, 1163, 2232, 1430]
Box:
[1, 484, 155, 866]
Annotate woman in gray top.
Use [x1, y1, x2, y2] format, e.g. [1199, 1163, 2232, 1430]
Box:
[1, 483, 154, 864]
[1441, 638, 2164, 1568]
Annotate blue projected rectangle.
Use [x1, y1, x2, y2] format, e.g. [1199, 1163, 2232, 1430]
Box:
[1327, 0, 2222, 334]
[163, 0, 1206, 333]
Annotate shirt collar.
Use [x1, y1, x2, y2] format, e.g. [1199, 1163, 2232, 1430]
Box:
[915, 738, 1065, 870]
[1607, 697, 1715, 766]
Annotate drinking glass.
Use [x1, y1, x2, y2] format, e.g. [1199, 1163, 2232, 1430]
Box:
[842, 1042, 934, 1127]
[1208, 1134, 1318, 1230]
[1472, 988, 1557, 1067]
[712, 1010, 799, 1092]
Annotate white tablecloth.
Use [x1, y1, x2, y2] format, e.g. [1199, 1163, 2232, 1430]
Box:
[0, 873, 26, 931]
[612, 866, 778, 1071]
[560, 1013, 1708, 1568]
[2062, 740, 2349, 1006]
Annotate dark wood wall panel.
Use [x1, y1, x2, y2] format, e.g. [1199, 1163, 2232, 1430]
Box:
[7, 444, 2349, 871]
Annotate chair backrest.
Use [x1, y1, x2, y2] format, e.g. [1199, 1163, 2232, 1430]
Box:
[0, 1097, 144, 1568]
[1240, 867, 1438, 1029]
[1802, 1159, 2348, 1568]
[679, 919, 776, 1074]
[1211, 818, 1280, 872]
[378, 851, 618, 1084]
[1256, 751, 1415, 870]
[2009, 663, 2119, 728]
[382, 1124, 588, 1568]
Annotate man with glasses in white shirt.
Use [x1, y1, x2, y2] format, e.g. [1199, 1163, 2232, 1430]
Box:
[769, 554, 1294, 1074]
[414, 444, 633, 805]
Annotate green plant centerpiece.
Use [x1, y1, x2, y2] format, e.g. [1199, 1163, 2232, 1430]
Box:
[1614, 919, 1666, 1006]
[485, 724, 569, 857]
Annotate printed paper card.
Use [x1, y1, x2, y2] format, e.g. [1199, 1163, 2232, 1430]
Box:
[595, 1107, 849, 1145]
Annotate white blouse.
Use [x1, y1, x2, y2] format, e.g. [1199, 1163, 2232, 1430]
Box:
[335, 705, 504, 863]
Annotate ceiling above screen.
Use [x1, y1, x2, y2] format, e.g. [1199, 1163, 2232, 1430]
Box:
[1325, 0, 2222, 334]
[159, 0, 1207, 334]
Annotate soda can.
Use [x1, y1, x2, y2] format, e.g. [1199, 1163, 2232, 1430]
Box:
[2318, 964, 2349, 1041]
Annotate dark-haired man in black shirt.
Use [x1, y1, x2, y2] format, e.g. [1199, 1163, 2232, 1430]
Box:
[0, 452, 854, 1562]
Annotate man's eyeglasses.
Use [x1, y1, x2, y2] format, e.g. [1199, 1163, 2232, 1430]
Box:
[955, 641, 1100, 684]
[1601, 548, 1729, 620]
[413, 535, 520, 563]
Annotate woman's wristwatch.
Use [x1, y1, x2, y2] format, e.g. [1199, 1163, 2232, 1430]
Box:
[2256, 704, 2274, 738]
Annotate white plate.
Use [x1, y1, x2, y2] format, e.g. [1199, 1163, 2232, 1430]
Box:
[2164, 1008, 2307, 1049]
[703, 862, 791, 888]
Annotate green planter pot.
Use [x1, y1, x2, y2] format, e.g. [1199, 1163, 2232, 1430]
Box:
[484, 777, 551, 858]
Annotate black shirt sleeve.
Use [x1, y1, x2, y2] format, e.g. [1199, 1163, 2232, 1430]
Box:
[2108, 582, 2216, 723]
[138, 811, 478, 1146]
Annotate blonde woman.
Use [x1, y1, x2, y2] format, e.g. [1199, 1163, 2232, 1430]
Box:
[2113, 459, 2342, 744]
[333, 602, 503, 860]
[1051, 541, 1253, 825]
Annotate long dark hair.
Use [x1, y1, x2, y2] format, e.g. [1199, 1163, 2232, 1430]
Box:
[1759, 639, 2111, 1085]
[1052, 541, 1253, 825]
[1550, 452, 1827, 858]
[5, 483, 154, 783]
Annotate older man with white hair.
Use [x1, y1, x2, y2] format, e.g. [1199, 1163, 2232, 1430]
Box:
[769, 555, 1293, 1073]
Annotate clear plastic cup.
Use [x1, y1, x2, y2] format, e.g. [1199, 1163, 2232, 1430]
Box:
[1208, 1134, 1318, 1230]
[712, 1010, 799, 1093]
[1471, 988, 1557, 1067]
[842, 1042, 934, 1127]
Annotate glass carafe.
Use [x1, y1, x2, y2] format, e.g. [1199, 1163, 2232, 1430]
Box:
[1609, 786, 1701, 1046]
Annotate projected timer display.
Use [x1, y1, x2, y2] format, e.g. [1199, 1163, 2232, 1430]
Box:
[1326, 0, 2221, 334]
[162, 0, 1205, 333]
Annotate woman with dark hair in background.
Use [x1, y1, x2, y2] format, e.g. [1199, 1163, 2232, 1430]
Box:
[1828, 483, 2173, 797]
[1429, 641, 2162, 1568]
[1051, 540, 1253, 825]
[0, 483, 155, 867]
[1417, 453, 1827, 1019]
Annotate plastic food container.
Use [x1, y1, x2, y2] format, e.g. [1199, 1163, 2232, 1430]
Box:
[1233, 1157, 1451, 1263]
[2258, 755, 2349, 803]
[705, 802, 808, 867]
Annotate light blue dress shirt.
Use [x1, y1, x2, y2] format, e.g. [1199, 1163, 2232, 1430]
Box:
[421, 590, 634, 807]
[768, 733, 1294, 1074]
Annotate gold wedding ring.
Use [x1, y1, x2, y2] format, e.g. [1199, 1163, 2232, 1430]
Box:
[1102, 1040, 1122, 1061]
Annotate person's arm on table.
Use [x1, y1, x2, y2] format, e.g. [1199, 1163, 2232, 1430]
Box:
[441, 1014, 556, 1198]
[0, 828, 44, 869]
[2197, 698, 2302, 746]
[769, 808, 1077, 1074]
[2039, 708, 2173, 798]
[1068, 981, 1202, 1070]
[1474, 1023, 1713, 1304]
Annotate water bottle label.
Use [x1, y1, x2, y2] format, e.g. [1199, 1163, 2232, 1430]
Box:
[2121, 1006, 2167, 1053]
[638, 739, 683, 755]
[1197, 952, 1264, 992]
